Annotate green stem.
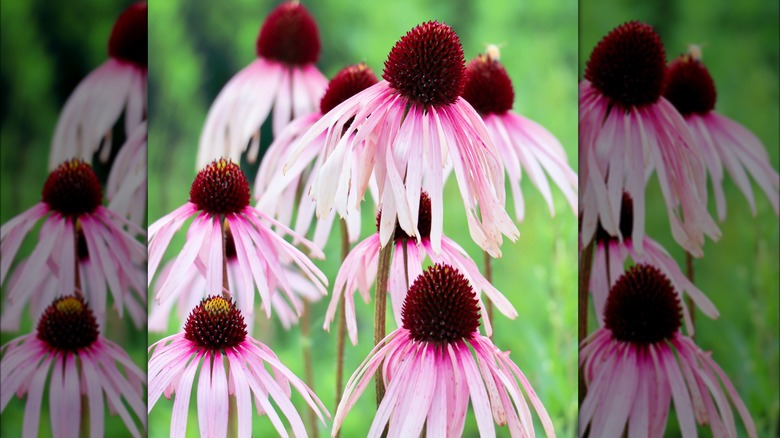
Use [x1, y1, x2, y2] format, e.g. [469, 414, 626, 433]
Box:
[373, 240, 394, 407]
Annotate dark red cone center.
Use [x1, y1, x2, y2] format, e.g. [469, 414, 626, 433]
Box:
[462, 54, 515, 115]
[255, 2, 320, 66]
[42, 159, 103, 217]
[108, 2, 148, 68]
[402, 264, 480, 344]
[37, 296, 99, 352]
[184, 296, 247, 350]
[320, 63, 379, 114]
[604, 264, 682, 344]
[190, 159, 251, 215]
[383, 21, 465, 107]
[663, 54, 717, 117]
[585, 21, 666, 109]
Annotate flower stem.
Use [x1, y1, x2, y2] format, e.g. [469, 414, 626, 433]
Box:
[482, 251, 494, 341]
[685, 250, 695, 340]
[335, 220, 350, 431]
[373, 240, 393, 407]
[578, 240, 595, 406]
[302, 300, 318, 438]
[221, 218, 231, 299]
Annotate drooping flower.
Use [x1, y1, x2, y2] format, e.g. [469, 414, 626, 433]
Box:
[50, 1, 147, 168]
[148, 296, 329, 437]
[588, 192, 718, 334]
[663, 47, 779, 221]
[197, 1, 328, 168]
[148, 224, 322, 333]
[1, 159, 146, 322]
[579, 264, 756, 437]
[148, 159, 327, 319]
[284, 21, 518, 256]
[579, 21, 719, 256]
[324, 192, 517, 344]
[333, 264, 554, 437]
[1, 295, 146, 437]
[105, 121, 148, 227]
[255, 63, 380, 249]
[462, 46, 577, 222]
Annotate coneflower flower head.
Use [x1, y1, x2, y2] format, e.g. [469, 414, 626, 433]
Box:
[197, 1, 328, 168]
[43, 159, 103, 217]
[108, 1, 148, 69]
[462, 47, 578, 221]
[189, 159, 251, 215]
[320, 63, 379, 115]
[183, 296, 247, 349]
[579, 21, 718, 256]
[580, 264, 756, 437]
[585, 21, 666, 109]
[36, 295, 100, 352]
[333, 264, 553, 437]
[661, 47, 779, 220]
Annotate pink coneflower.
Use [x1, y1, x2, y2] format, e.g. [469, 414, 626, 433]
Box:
[579, 21, 719, 257]
[148, 225, 322, 333]
[663, 47, 779, 221]
[580, 264, 756, 437]
[1, 295, 146, 437]
[197, 1, 328, 168]
[1, 159, 146, 321]
[148, 158, 327, 319]
[333, 264, 554, 437]
[325, 192, 517, 344]
[50, 2, 147, 169]
[462, 46, 577, 221]
[255, 63, 380, 249]
[588, 193, 718, 334]
[285, 21, 518, 257]
[148, 296, 329, 437]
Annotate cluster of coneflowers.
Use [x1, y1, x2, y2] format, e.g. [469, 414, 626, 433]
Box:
[578, 21, 776, 436]
[147, 1, 574, 436]
[0, 2, 148, 437]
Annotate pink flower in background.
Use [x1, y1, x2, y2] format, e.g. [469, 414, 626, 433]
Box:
[284, 21, 518, 257]
[197, 1, 328, 168]
[148, 296, 329, 437]
[579, 21, 719, 257]
[663, 48, 779, 221]
[580, 264, 756, 437]
[50, 1, 147, 168]
[325, 192, 517, 344]
[255, 63, 380, 249]
[106, 121, 148, 227]
[1, 295, 146, 437]
[1, 159, 146, 322]
[462, 46, 577, 222]
[333, 264, 554, 437]
[148, 226, 322, 333]
[588, 192, 718, 334]
[148, 159, 327, 319]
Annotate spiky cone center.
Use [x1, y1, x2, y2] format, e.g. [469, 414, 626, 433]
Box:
[462, 53, 515, 115]
[190, 159, 251, 215]
[184, 296, 247, 350]
[402, 264, 480, 344]
[37, 296, 99, 352]
[585, 21, 666, 109]
[382, 20, 465, 107]
[376, 191, 432, 243]
[319, 63, 379, 114]
[595, 192, 634, 243]
[255, 2, 320, 65]
[604, 264, 682, 344]
[108, 2, 148, 68]
[663, 54, 717, 116]
[42, 159, 103, 217]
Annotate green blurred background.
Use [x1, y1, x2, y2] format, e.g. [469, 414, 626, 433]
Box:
[580, 0, 779, 435]
[0, 1, 146, 436]
[148, 0, 577, 436]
